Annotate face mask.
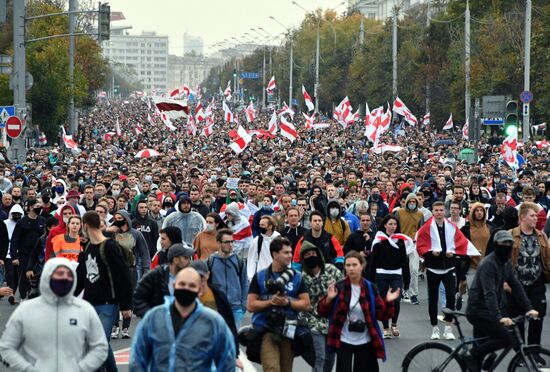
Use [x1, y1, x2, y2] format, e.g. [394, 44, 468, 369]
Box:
[78, 180, 84, 186]
[12, 215, 22, 222]
[15, 181, 23, 187]
[42, 195, 50, 204]
[55, 186, 64, 194]
[144, 175, 153, 182]
[298, 187, 308, 194]
[174, 288, 198, 307]
[113, 220, 126, 229]
[494, 243, 513, 263]
[205, 223, 216, 232]
[210, 175, 217, 181]
[50, 278, 73, 297]
[338, 187, 345, 195]
[407, 203, 417, 210]
[63, 217, 70, 224]
[371, 194, 380, 202]
[111, 190, 120, 198]
[304, 255, 321, 269]
[262, 204, 271, 210]
[329, 208, 339, 218]
[163, 201, 173, 208]
[33, 207, 42, 215]
[259, 227, 268, 234]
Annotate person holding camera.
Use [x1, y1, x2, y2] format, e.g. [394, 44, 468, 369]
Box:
[247, 236, 311, 372]
[318, 251, 400, 372]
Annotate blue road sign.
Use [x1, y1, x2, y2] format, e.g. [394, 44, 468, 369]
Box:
[482, 117, 504, 125]
[0, 105, 15, 128]
[240, 72, 259, 79]
[520, 91, 533, 104]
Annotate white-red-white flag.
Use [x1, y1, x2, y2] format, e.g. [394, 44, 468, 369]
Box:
[229, 125, 253, 154]
[303, 112, 315, 129]
[147, 113, 156, 126]
[423, 112, 430, 125]
[393, 97, 418, 126]
[417, 217, 480, 257]
[266, 76, 276, 93]
[195, 102, 205, 122]
[201, 123, 214, 137]
[302, 85, 314, 112]
[135, 122, 144, 135]
[333, 96, 352, 128]
[224, 81, 232, 101]
[501, 132, 518, 169]
[222, 101, 234, 123]
[97, 91, 106, 98]
[161, 113, 177, 131]
[443, 113, 453, 130]
[115, 118, 122, 137]
[280, 115, 297, 142]
[268, 110, 278, 135]
[187, 115, 197, 136]
[462, 120, 469, 140]
[245, 102, 256, 123]
[153, 96, 189, 120]
[277, 102, 294, 119]
[62, 127, 80, 152]
[38, 132, 47, 146]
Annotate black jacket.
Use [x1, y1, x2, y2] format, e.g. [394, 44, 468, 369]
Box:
[209, 283, 239, 357]
[132, 214, 159, 258]
[10, 215, 46, 258]
[281, 225, 306, 250]
[368, 239, 410, 289]
[466, 253, 531, 320]
[133, 264, 171, 318]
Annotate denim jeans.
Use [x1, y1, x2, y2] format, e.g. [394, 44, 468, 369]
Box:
[94, 304, 119, 372]
[233, 308, 245, 329]
[311, 332, 335, 372]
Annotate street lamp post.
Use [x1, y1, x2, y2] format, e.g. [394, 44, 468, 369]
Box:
[270, 16, 293, 106]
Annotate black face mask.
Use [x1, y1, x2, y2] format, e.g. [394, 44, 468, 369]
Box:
[494, 243, 513, 263]
[33, 207, 42, 215]
[174, 288, 198, 307]
[304, 255, 322, 269]
[371, 194, 380, 202]
[113, 220, 126, 229]
[42, 195, 50, 204]
[163, 201, 173, 208]
[259, 227, 268, 235]
[50, 278, 73, 297]
[12, 215, 22, 222]
[298, 188, 308, 194]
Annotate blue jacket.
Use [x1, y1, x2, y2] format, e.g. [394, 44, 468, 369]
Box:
[342, 211, 360, 232]
[208, 252, 249, 311]
[130, 298, 236, 372]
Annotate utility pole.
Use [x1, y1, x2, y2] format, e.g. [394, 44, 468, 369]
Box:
[359, 15, 364, 48]
[523, 0, 531, 142]
[425, 1, 430, 115]
[68, 0, 76, 134]
[465, 0, 471, 134]
[12, 0, 26, 163]
[392, 5, 398, 100]
[314, 22, 320, 113]
[262, 47, 266, 109]
[289, 33, 293, 106]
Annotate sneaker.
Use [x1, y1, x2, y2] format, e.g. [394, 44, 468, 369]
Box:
[460, 350, 480, 372]
[437, 315, 445, 322]
[443, 326, 456, 340]
[431, 326, 440, 340]
[410, 295, 419, 305]
[402, 293, 410, 303]
[456, 294, 463, 310]
[111, 326, 120, 339]
[391, 324, 400, 337]
[383, 328, 393, 339]
[533, 353, 547, 366]
[8, 296, 17, 305]
[481, 352, 497, 370]
[121, 328, 130, 339]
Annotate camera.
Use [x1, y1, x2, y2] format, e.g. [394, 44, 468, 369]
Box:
[348, 319, 366, 333]
[266, 268, 294, 295]
[266, 308, 286, 330]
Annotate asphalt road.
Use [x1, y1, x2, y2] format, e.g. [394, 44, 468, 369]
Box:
[0, 281, 549, 371]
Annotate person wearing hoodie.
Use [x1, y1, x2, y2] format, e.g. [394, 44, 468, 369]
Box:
[44, 204, 76, 260]
[461, 202, 493, 269]
[0, 257, 108, 371]
[223, 201, 253, 259]
[247, 215, 281, 281]
[52, 178, 68, 205]
[2, 204, 24, 305]
[132, 200, 159, 258]
[324, 199, 351, 246]
[300, 240, 343, 372]
[10, 199, 46, 300]
[293, 211, 345, 271]
[252, 196, 275, 237]
[394, 193, 425, 305]
[162, 194, 206, 246]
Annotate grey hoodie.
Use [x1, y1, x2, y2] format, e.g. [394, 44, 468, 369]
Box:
[162, 198, 206, 246]
[0, 257, 108, 371]
[114, 210, 151, 280]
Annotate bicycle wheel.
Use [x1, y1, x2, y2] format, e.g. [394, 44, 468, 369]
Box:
[402, 342, 466, 372]
[508, 346, 550, 372]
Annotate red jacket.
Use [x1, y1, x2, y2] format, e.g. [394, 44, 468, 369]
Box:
[318, 277, 394, 360]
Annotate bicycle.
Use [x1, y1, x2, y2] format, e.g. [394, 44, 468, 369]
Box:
[401, 308, 550, 372]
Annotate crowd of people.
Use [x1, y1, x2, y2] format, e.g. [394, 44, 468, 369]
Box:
[0, 95, 548, 371]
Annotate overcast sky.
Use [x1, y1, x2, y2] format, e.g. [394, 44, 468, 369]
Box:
[104, 0, 348, 55]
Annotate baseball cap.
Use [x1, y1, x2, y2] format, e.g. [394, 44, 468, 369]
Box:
[167, 243, 194, 262]
[190, 260, 209, 277]
[493, 230, 514, 245]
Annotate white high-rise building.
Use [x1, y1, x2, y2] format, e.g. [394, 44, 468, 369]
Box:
[183, 33, 204, 56]
[349, 0, 429, 20]
[102, 30, 169, 92]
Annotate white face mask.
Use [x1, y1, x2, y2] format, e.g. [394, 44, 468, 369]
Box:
[63, 217, 69, 224]
[329, 208, 339, 218]
[205, 223, 216, 232]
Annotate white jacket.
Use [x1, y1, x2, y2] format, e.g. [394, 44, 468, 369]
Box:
[0, 258, 108, 372]
[247, 231, 281, 281]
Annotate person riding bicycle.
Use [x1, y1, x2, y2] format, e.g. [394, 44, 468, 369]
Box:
[463, 230, 539, 372]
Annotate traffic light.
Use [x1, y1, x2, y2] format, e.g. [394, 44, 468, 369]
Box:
[114, 85, 119, 94]
[98, 3, 110, 42]
[233, 69, 237, 78]
[504, 100, 518, 136]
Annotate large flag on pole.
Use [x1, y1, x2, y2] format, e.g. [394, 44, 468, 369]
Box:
[393, 96, 418, 126]
[280, 116, 297, 142]
[462, 120, 469, 139]
[229, 125, 253, 154]
[222, 101, 234, 123]
[443, 113, 453, 130]
[266, 76, 276, 94]
[224, 81, 232, 101]
[302, 85, 314, 112]
[501, 131, 518, 169]
[153, 96, 189, 120]
[267, 110, 278, 135]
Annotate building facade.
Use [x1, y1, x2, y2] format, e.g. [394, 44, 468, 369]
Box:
[167, 54, 222, 91]
[350, 0, 429, 20]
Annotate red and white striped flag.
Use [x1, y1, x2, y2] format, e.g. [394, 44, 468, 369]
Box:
[195, 102, 205, 122]
[303, 112, 315, 129]
[333, 96, 353, 128]
[416, 217, 480, 257]
[62, 127, 80, 152]
[266, 76, 276, 93]
[224, 81, 232, 101]
[501, 132, 518, 169]
[372, 231, 415, 255]
[302, 85, 314, 112]
[268, 110, 278, 135]
[201, 122, 214, 137]
[153, 96, 189, 120]
[245, 102, 256, 123]
[462, 120, 469, 139]
[39, 132, 47, 146]
[280, 115, 297, 142]
[147, 113, 156, 126]
[393, 96, 418, 126]
[135, 122, 144, 135]
[161, 113, 177, 131]
[187, 115, 197, 136]
[115, 118, 122, 137]
[229, 125, 253, 154]
[443, 113, 453, 130]
[222, 101, 234, 123]
[423, 112, 430, 125]
[277, 102, 294, 118]
[97, 91, 106, 98]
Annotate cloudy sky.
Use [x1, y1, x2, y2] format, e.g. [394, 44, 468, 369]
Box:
[104, 0, 348, 55]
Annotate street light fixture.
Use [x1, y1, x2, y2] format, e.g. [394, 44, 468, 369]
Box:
[270, 16, 294, 106]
